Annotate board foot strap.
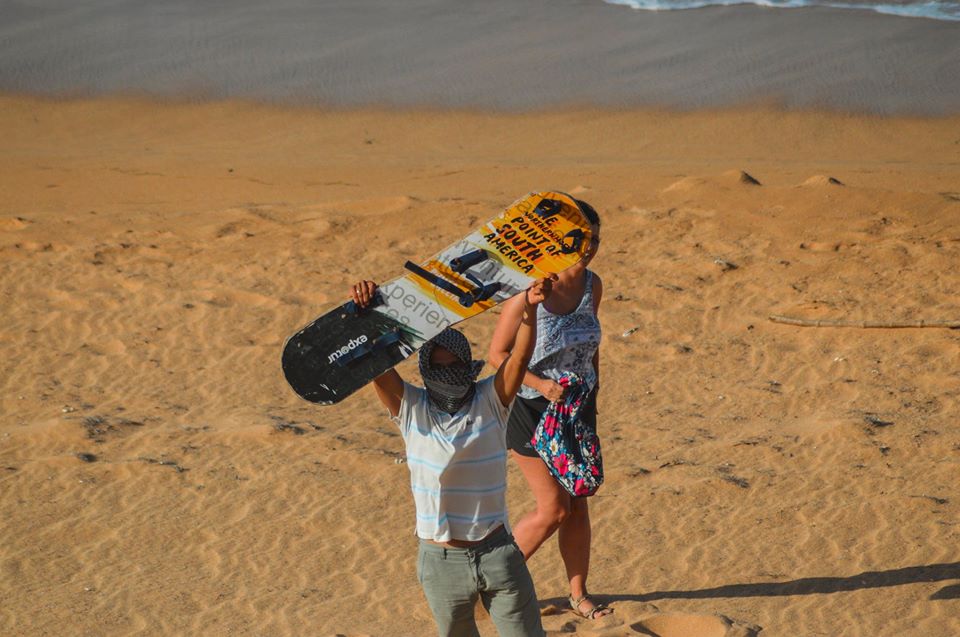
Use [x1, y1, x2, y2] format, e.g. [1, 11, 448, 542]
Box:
[404, 260, 501, 308]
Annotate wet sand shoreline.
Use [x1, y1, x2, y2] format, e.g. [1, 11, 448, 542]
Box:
[1, 1, 959, 114]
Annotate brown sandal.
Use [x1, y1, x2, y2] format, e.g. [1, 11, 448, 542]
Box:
[569, 595, 612, 619]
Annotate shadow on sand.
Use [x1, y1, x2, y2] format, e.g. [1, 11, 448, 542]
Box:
[599, 561, 960, 603]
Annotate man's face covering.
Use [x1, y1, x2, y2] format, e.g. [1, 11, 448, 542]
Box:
[418, 328, 484, 414]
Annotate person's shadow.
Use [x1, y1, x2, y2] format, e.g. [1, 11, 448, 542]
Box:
[594, 561, 960, 603]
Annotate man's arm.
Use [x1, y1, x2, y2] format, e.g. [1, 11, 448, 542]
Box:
[373, 369, 404, 418]
[493, 276, 554, 408]
[351, 279, 404, 417]
[488, 289, 565, 402]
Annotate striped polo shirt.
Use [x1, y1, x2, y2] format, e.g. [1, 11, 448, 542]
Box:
[393, 376, 512, 542]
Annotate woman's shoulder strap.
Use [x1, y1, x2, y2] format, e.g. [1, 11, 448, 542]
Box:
[580, 270, 595, 307]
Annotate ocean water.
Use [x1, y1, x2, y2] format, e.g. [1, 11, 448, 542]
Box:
[605, 0, 960, 21]
[0, 0, 957, 113]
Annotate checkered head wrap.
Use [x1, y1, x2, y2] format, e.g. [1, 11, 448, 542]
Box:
[418, 328, 484, 414]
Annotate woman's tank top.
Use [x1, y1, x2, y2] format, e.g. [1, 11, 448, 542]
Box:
[518, 270, 602, 400]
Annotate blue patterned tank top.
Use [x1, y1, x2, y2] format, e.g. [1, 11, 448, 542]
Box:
[518, 270, 601, 400]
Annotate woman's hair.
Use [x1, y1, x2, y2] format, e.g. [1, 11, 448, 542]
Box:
[574, 199, 601, 227]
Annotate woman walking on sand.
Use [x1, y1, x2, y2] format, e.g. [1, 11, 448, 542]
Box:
[487, 200, 611, 620]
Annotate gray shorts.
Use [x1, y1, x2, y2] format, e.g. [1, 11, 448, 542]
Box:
[417, 527, 545, 637]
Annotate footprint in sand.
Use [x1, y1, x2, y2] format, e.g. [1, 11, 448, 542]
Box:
[13, 240, 60, 252]
[722, 170, 762, 186]
[801, 175, 844, 187]
[541, 600, 760, 637]
[662, 170, 761, 193]
[0, 216, 31, 231]
[799, 241, 845, 252]
[632, 613, 761, 637]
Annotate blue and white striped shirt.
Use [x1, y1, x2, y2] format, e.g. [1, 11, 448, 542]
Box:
[393, 376, 512, 542]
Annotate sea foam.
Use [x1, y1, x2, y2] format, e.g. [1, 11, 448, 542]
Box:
[604, 0, 960, 21]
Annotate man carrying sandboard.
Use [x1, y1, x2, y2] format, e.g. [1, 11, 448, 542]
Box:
[283, 193, 595, 636]
[351, 275, 554, 637]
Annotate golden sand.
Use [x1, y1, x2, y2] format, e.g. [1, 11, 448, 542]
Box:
[1, 96, 959, 636]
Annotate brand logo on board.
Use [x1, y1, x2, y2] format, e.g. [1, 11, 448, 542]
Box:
[328, 335, 368, 364]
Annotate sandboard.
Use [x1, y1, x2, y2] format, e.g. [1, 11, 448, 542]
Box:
[281, 191, 594, 404]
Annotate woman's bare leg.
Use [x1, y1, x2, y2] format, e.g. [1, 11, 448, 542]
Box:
[510, 452, 570, 559]
[559, 497, 611, 617]
[559, 497, 591, 598]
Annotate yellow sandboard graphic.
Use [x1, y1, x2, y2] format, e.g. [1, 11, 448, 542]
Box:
[406, 192, 591, 322]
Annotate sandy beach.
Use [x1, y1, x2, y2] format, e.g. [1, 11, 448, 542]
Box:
[1, 95, 959, 636]
[1, 3, 960, 636]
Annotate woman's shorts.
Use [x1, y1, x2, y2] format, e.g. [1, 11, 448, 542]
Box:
[506, 387, 598, 458]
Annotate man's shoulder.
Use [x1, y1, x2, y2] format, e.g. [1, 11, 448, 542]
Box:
[403, 380, 426, 396]
[473, 375, 501, 403]
[469, 376, 510, 424]
[476, 375, 496, 389]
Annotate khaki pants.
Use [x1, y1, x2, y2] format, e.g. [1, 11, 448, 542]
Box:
[417, 528, 545, 637]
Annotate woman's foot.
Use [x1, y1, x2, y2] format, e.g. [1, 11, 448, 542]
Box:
[569, 595, 613, 620]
